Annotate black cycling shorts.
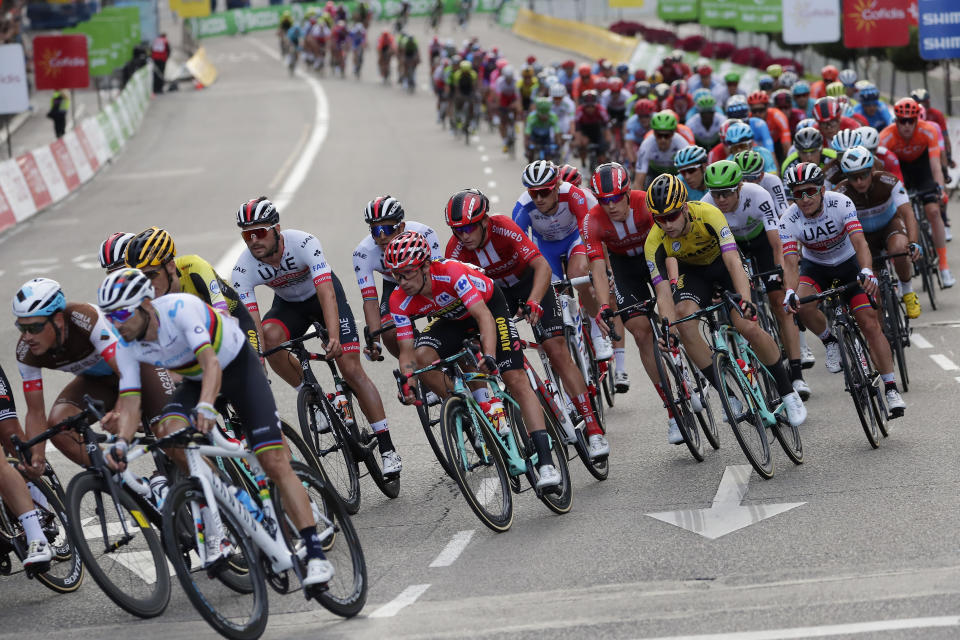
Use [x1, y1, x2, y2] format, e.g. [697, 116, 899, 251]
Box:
[576, 122, 608, 150]
[799, 256, 871, 312]
[415, 285, 524, 373]
[161, 344, 284, 456]
[0, 364, 16, 423]
[737, 234, 782, 292]
[674, 257, 736, 309]
[501, 273, 564, 340]
[609, 253, 654, 320]
[262, 273, 360, 353]
[900, 149, 939, 204]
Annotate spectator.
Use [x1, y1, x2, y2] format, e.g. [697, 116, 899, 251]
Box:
[47, 90, 68, 138]
[151, 32, 171, 94]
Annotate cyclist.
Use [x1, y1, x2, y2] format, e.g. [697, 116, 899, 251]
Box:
[348, 22, 366, 76]
[880, 97, 954, 287]
[124, 226, 260, 354]
[571, 64, 596, 102]
[450, 59, 479, 132]
[813, 97, 860, 148]
[674, 145, 709, 201]
[494, 65, 521, 152]
[852, 84, 894, 131]
[97, 269, 335, 584]
[858, 125, 904, 182]
[792, 81, 814, 119]
[398, 32, 419, 89]
[810, 65, 839, 100]
[824, 129, 863, 189]
[330, 20, 349, 73]
[643, 175, 806, 433]
[702, 161, 809, 398]
[377, 29, 394, 83]
[735, 149, 788, 216]
[781, 126, 837, 177]
[518, 65, 539, 114]
[624, 98, 657, 167]
[911, 88, 954, 171]
[12, 278, 174, 475]
[98, 232, 135, 273]
[388, 231, 563, 488]
[773, 89, 806, 133]
[524, 97, 562, 162]
[230, 197, 401, 476]
[602, 77, 631, 153]
[834, 145, 922, 319]
[720, 72, 746, 107]
[633, 111, 689, 188]
[548, 83, 576, 140]
[304, 16, 328, 72]
[685, 90, 725, 149]
[723, 121, 778, 173]
[748, 90, 791, 165]
[278, 9, 294, 55]
[725, 96, 775, 153]
[573, 90, 611, 167]
[354, 195, 444, 359]
[780, 163, 906, 416]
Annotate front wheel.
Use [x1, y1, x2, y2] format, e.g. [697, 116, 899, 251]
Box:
[715, 353, 773, 479]
[415, 384, 452, 477]
[512, 404, 573, 515]
[18, 468, 84, 594]
[297, 385, 361, 514]
[654, 343, 703, 462]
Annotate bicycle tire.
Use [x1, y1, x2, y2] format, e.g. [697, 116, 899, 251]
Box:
[756, 361, 803, 465]
[282, 420, 323, 478]
[65, 471, 167, 615]
[18, 468, 84, 594]
[439, 396, 513, 533]
[162, 479, 268, 640]
[518, 406, 573, 515]
[682, 348, 720, 450]
[848, 328, 889, 440]
[601, 357, 616, 408]
[917, 218, 938, 309]
[887, 288, 910, 393]
[297, 385, 361, 514]
[568, 329, 604, 428]
[344, 390, 400, 500]
[837, 326, 880, 448]
[272, 462, 367, 618]
[714, 353, 774, 479]
[416, 384, 453, 477]
[654, 342, 703, 462]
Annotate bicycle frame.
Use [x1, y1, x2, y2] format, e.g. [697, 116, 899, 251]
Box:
[520, 343, 577, 444]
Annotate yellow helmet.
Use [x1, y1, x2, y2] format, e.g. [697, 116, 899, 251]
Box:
[126, 226, 176, 269]
[645, 174, 688, 216]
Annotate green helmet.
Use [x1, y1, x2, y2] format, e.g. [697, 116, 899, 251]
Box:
[766, 63, 783, 78]
[695, 92, 716, 112]
[459, 60, 472, 71]
[535, 97, 551, 114]
[724, 72, 740, 84]
[282, 10, 292, 18]
[704, 160, 742, 189]
[650, 111, 677, 132]
[826, 81, 845, 97]
[734, 150, 765, 179]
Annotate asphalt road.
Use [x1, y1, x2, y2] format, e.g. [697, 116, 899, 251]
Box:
[0, 16, 958, 640]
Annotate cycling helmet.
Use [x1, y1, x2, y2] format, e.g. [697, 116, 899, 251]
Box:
[813, 96, 840, 122]
[783, 162, 825, 188]
[821, 65, 839, 82]
[670, 79, 688, 96]
[646, 174, 688, 216]
[525, 54, 536, 65]
[578, 63, 591, 76]
[840, 145, 875, 174]
[495, 58, 509, 70]
[725, 100, 749, 120]
[757, 75, 774, 91]
[653, 83, 670, 100]
[99, 232, 134, 272]
[697, 61, 713, 75]
[838, 68, 857, 87]
[724, 121, 754, 144]
[778, 70, 798, 89]
[534, 97, 551, 114]
[792, 81, 810, 97]
[634, 98, 657, 116]
[97, 269, 155, 313]
[748, 90, 769, 106]
[12, 278, 65, 318]
[594, 78, 610, 93]
[609, 77, 624, 93]
[126, 227, 176, 269]
[734, 150, 766, 179]
[724, 72, 740, 84]
[704, 160, 742, 189]
[829, 128, 862, 153]
[694, 92, 716, 112]
[893, 97, 920, 119]
[633, 81, 651, 97]
[857, 126, 880, 153]
[858, 84, 880, 103]
[549, 83, 567, 99]
[794, 126, 824, 151]
[826, 81, 845, 98]
[236, 196, 279, 228]
[459, 60, 472, 71]
[581, 89, 599, 105]
[766, 63, 783, 78]
[522, 160, 559, 189]
[910, 88, 930, 103]
[502, 65, 515, 79]
[673, 145, 707, 170]
[590, 163, 630, 198]
[557, 164, 583, 187]
[444, 188, 489, 227]
[650, 111, 677, 132]
[364, 195, 405, 224]
[383, 231, 431, 270]
[795, 117, 817, 133]
[561, 59, 576, 70]
[772, 89, 792, 110]
[615, 63, 629, 75]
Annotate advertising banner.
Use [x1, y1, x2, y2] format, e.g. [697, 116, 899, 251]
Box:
[658, 0, 699, 21]
[48, 139, 82, 192]
[0, 160, 37, 222]
[30, 147, 71, 203]
[33, 35, 90, 91]
[738, 0, 783, 32]
[62, 131, 96, 181]
[843, 0, 909, 48]
[16, 154, 53, 211]
[700, 0, 738, 27]
[0, 44, 29, 114]
[116, 0, 158, 42]
[782, 0, 841, 44]
[177, 0, 212, 18]
[918, 0, 960, 60]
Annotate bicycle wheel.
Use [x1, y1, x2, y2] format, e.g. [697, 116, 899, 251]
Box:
[440, 396, 513, 533]
[682, 349, 720, 450]
[568, 329, 604, 428]
[162, 479, 268, 640]
[415, 384, 452, 477]
[282, 420, 323, 475]
[888, 291, 910, 393]
[297, 385, 361, 514]
[846, 328, 889, 442]
[344, 390, 400, 500]
[917, 219, 938, 310]
[511, 404, 573, 515]
[654, 343, 703, 462]
[600, 356, 616, 408]
[65, 471, 167, 616]
[837, 327, 881, 448]
[714, 352, 774, 479]
[272, 462, 367, 618]
[756, 361, 803, 465]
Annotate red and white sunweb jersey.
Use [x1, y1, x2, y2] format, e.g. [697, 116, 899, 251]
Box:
[445, 215, 541, 287]
[580, 190, 655, 259]
[779, 191, 863, 266]
[232, 229, 332, 312]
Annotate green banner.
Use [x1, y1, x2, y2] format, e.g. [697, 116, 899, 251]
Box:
[699, 0, 737, 27]
[736, 0, 781, 32]
[100, 6, 142, 43]
[97, 111, 122, 153]
[64, 18, 128, 76]
[658, 0, 699, 21]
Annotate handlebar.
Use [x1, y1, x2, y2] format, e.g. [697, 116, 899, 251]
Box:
[551, 274, 591, 290]
[796, 280, 861, 306]
[261, 321, 329, 358]
[749, 265, 783, 284]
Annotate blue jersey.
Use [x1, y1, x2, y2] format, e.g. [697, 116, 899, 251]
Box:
[853, 102, 894, 130]
[624, 113, 648, 144]
[747, 116, 775, 153]
[287, 25, 302, 45]
[727, 145, 778, 174]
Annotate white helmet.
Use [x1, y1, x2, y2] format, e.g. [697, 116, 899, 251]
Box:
[502, 65, 514, 79]
[97, 269, 155, 313]
[549, 83, 567, 99]
[840, 145, 875, 174]
[857, 126, 880, 153]
[12, 278, 65, 318]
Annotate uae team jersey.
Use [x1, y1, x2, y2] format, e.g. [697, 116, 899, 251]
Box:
[445, 215, 541, 287]
[232, 229, 332, 311]
[701, 182, 779, 242]
[779, 191, 863, 266]
[580, 190, 655, 259]
[388, 260, 494, 341]
[353, 221, 443, 300]
[512, 182, 593, 243]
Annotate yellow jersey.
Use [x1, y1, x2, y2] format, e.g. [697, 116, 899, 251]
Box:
[643, 200, 738, 285]
[175, 255, 241, 316]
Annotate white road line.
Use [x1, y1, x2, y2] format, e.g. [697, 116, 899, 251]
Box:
[368, 583, 431, 618]
[490, 195, 500, 204]
[20, 257, 59, 265]
[103, 168, 204, 180]
[929, 353, 959, 371]
[487, 180, 497, 188]
[954, 376, 960, 384]
[911, 333, 932, 348]
[483, 166, 493, 174]
[638, 615, 960, 640]
[477, 145, 485, 152]
[216, 38, 330, 276]
[480, 154, 489, 162]
[268, 123, 311, 189]
[428, 530, 474, 567]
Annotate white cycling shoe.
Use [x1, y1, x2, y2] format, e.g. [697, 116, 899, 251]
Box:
[536, 464, 561, 489]
[940, 269, 956, 288]
[885, 387, 906, 418]
[614, 370, 630, 393]
[824, 341, 842, 373]
[781, 391, 807, 427]
[381, 450, 402, 476]
[22, 539, 52, 568]
[588, 433, 609, 458]
[592, 334, 614, 360]
[303, 556, 335, 586]
[667, 418, 683, 444]
[792, 378, 811, 401]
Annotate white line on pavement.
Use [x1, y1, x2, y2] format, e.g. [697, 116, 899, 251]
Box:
[216, 38, 330, 276]
[477, 145, 485, 152]
[368, 583, 431, 618]
[483, 166, 493, 174]
[638, 615, 960, 640]
[428, 530, 475, 567]
[911, 333, 932, 349]
[103, 167, 204, 180]
[954, 376, 960, 384]
[487, 180, 496, 188]
[480, 154, 489, 162]
[929, 353, 959, 371]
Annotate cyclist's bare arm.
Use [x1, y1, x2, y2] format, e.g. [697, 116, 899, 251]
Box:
[315, 279, 343, 355]
[930, 150, 945, 189]
[897, 201, 919, 243]
[721, 249, 752, 302]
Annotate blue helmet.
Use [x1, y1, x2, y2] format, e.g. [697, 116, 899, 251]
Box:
[724, 121, 754, 144]
[674, 145, 708, 169]
[858, 84, 879, 103]
[795, 117, 817, 133]
[792, 81, 810, 97]
[725, 100, 749, 120]
[12, 278, 65, 318]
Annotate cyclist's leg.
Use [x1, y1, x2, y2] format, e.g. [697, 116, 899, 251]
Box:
[47, 375, 120, 467]
[0, 370, 22, 455]
[0, 439, 32, 514]
[261, 297, 314, 387]
[744, 237, 801, 379]
[883, 215, 914, 288]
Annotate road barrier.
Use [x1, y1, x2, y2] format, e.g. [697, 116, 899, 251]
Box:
[510, 8, 637, 64]
[0, 65, 152, 234]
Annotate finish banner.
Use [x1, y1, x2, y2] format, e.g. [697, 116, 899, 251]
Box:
[657, 0, 699, 21]
[843, 0, 909, 48]
[782, 0, 841, 44]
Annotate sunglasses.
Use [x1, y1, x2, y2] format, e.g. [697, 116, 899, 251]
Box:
[599, 193, 626, 205]
[528, 187, 555, 199]
[370, 223, 400, 237]
[792, 187, 820, 200]
[654, 208, 685, 224]
[654, 132, 673, 139]
[15, 319, 48, 335]
[750, 108, 765, 114]
[679, 166, 701, 176]
[452, 222, 480, 235]
[142, 268, 163, 281]
[710, 187, 738, 198]
[897, 118, 916, 125]
[240, 225, 275, 242]
[847, 170, 872, 182]
[106, 308, 137, 324]
[392, 268, 421, 282]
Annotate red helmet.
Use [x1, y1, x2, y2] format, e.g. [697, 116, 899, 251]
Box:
[634, 98, 657, 116]
[444, 188, 489, 227]
[821, 65, 839, 82]
[772, 89, 792, 110]
[562, 59, 576, 69]
[609, 78, 624, 93]
[813, 96, 840, 122]
[383, 232, 431, 270]
[590, 163, 631, 199]
[558, 164, 583, 187]
[526, 55, 537, 65]
[671, 79, 688, 96]
[747, 90, 769, 106]
[893, 97, 921, 119]
[578, 64, 592, 77]
[496, 58, 509, 70]
[634, 69, 646, 81]
[580, 89, 599, 105]
[594, 78, 610, 93]
[698, 63, 712, 75]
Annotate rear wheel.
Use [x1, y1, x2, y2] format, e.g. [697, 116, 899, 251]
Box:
[344, 388, 400, 500]
[654, 343, 703, 462]
[415, 384, 451, 476]
[510, 404, 573, 515]
[838, 327, 881, 448]
[757, 361, 803, 465]
[297, 385, 361, 514]
[682, 349, 720, 450]
[19, 468, 84, 594]
[715, 353, 773, 479]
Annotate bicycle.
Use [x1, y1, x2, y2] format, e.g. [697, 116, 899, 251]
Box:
[671, 291, 803, 479]
[453, 95, 476, 145]
[263, 323, 400, 516]
[160, 423, 366, 639]
[394, 341, 573, 533]
[873, 251, 912, 393]
[797, 281, 889, 448]
[746, 262, 785, 355]
[457, 0, 472, 29]
[908, 191, 941, 309]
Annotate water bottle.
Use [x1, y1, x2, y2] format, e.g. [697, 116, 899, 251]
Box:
[331, 390, 355, 427]
[736, 358, 753, 384]
[148, 474, 168, 508]
[312, 403, 330, 433]
[488, 400, 510, 437]
[232, 487, 264, 523]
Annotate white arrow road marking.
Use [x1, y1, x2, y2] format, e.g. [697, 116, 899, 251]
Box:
[646, 465, 805, 540]
[80, 516, 175, 584]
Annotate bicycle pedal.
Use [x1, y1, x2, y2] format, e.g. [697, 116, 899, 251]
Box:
[0, 553, 10, 575]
